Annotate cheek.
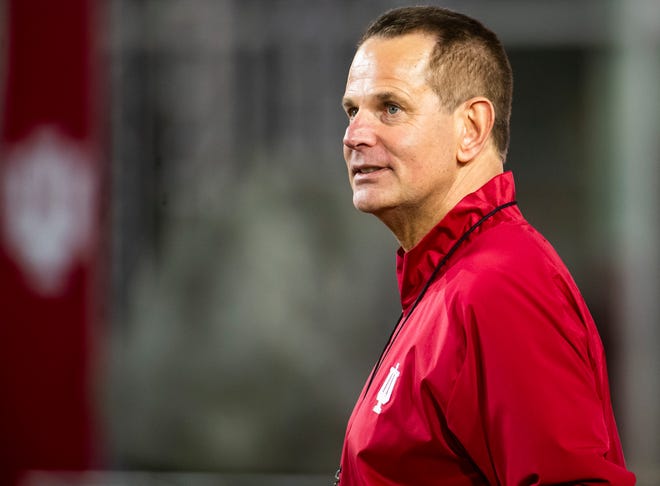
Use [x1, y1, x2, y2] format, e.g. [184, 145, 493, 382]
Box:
[416, 124, 456, 164]
[380, 130, 415, 162]
[343, 147, 353, 176]
[343, 145, 351, 162]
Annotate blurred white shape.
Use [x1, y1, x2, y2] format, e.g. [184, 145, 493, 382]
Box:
[2, 126, 96, 296]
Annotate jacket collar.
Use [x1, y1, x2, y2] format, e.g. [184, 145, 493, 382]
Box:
[396, 171, 517, 312]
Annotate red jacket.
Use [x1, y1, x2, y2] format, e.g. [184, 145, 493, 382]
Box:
[338, 172, 635, 485]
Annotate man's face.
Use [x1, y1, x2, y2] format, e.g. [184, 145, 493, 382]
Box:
[342, 33, 460, 221]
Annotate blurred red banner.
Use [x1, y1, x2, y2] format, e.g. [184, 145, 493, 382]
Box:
[0, 0, 103, 483]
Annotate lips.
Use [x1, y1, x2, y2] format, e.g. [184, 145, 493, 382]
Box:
[352, 164, 388, 177]
[356, 166, 381, 174]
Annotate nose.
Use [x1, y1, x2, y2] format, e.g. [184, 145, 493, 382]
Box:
[343, 111, 377, 150]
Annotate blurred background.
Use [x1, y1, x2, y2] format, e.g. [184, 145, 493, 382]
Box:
[0, 0, 658, 484]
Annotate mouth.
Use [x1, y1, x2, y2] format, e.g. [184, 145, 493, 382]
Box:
[352, 165, 387, 177]
[356, 167, 381, 174]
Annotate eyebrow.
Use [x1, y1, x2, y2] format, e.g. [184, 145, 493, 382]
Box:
[375, 91, 403, 104]
[342, 91, 406, 109]
[341, 97, 354, 110]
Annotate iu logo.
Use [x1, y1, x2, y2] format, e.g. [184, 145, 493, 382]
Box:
[373, 363, 401, 414]
[1, 127, 96, 295]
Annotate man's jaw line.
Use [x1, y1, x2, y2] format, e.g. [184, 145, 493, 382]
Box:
[353, 200, 432, 252]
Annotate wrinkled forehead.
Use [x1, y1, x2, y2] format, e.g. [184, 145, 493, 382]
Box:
[345, 33, 436, 94]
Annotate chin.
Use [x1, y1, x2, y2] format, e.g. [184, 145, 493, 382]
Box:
[353, 202, 378, 214]
[353, 201, 376, 214]
[352, 194, 389, 215]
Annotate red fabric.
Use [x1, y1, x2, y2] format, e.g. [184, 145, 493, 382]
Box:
[338, 172, 634, 485]
[0, 0, 101, 483]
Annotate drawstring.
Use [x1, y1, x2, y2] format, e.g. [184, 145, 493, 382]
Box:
[363, 200, 517, 398]
[334, 200, 517, 485]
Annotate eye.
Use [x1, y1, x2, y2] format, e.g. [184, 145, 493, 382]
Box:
[386, 104, 400, 115]
[346, 107, 358, 118]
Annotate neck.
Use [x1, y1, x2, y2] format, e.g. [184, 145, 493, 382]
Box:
[383, 158, 503, 252]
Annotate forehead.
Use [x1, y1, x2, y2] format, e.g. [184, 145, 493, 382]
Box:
[345, 33, 436, 96]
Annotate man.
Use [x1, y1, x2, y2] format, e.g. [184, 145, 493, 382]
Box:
[336, 6, 635, 485]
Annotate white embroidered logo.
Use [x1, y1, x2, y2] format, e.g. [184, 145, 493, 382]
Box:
[373, 363, 401, 414]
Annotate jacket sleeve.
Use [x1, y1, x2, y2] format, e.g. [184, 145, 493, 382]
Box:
[444, 261, 635, 485]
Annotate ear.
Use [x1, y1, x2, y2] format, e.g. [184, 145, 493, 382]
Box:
[456, 97, 495, 163]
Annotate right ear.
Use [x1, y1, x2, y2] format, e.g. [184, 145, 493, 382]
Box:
[455, 97, 495, 164]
